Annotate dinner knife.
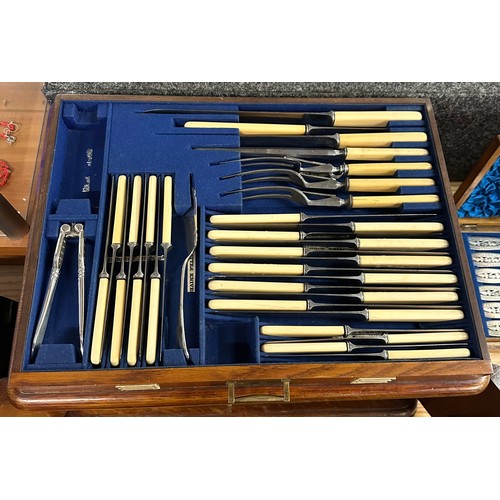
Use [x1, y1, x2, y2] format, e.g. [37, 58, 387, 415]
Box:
[144, 108, 423, 128]
[208, 299, 464, 322]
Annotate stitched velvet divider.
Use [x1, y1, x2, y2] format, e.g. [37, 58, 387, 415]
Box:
[23, 99, 482, 371]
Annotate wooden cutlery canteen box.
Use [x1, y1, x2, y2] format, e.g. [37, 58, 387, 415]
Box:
[7, 95, 492, 415]
[455, 134, 500, 342]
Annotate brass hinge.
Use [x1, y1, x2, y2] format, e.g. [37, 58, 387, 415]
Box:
[227, 380, 291, 404]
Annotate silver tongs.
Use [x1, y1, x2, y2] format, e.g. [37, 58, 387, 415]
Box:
[31, 223, 85, 362]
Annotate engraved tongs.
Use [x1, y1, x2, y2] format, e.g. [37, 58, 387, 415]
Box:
[31, 223, 85, 362]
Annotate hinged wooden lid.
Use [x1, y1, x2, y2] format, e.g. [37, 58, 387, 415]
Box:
[455, 135, 500, 227]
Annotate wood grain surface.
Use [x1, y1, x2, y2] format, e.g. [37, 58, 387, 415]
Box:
[0, 83, 46, 258]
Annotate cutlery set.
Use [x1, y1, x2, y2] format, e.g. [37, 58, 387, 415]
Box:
[28, 105, 476, 367]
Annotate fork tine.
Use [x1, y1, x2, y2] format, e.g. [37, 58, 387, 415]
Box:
[220, 185, 344, 207]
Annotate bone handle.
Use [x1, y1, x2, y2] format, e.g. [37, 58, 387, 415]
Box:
[208, 229, 300, 242]
[334, 111, 422, 127]
[209, 246, 304, 259]
[209, 299, 307, 311]
[208, 280, 305, 293]
[386, 332, 469, 344]
[184, 121, 307, 136]
[111, 175, 127, 245]
[126, 279, 143, 366]
[146, 175, 157, 243]
[387, 348, 470, 360]
[146, 278, 161, 365]
[208, 262, 303, 276]
[347, 178, 435, 192]
[127, 175, 143, 244]
[109, 279, 126, 367]
[357, 238, 449, 250]
[353, 222, 443, 234]
[346, 162, 433, 176]
[338, 132, 427, 148]
[359, 255, 452, 267]
[362, 291, 458, 303]
[90, 278, 110, 365]
[261, 342, 348, 354]
[210, 213, 302, 226]
[346, 148, 429, 161]
[367, 309, 464, 322]
[351, 194, 439, 208]
[260, 325, 346, 337]
[364, 273, 458, 285]
[163, 176, 173, 245]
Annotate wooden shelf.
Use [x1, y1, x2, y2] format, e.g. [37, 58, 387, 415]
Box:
[0, 83, 46, 258]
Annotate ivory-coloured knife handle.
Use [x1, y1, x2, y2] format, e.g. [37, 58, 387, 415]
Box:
[90, 277, 109, 365]
[126, 279, 143, 366]
[184, 121, 307, 136]
[209, 299, 307, 311]
[386, 332, 469, 344]
[353, 222, 443, 234]
[359, 255, 452, 267]
[358, 238, 449, 250]
[367, 309, 464, 322]
[262, 341, 347, 354]
[146, 277, 160, 365]
[346, 162, 433, 176]
[209, 245, 304, 259]
[208, 229, 300, 242]
[111, 175, 127, 245]
[163, 176, 173, 245]
[347, 178, 435, 192]
[338, 132, 427, 148]
[387, 348, 470, 360]
[364, 273, 458, 285]
[260, 325, 346, 337]
[208, 262, 303, 275]
[129, 175, 143, 244]
[209, 280, 306, 293]
[362, 291, 458, 303]
[351, 194, 439, 208]
[109, 279, 126, 367]
[334, 111, 422, 127]
[345, 148, 429, 161]
[210, 213, 302, 226]
[146, 175, 157, 243]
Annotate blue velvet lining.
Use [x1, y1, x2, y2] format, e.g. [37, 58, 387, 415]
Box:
[458, 157, 500, 218]
[22, 99, 483, 370]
